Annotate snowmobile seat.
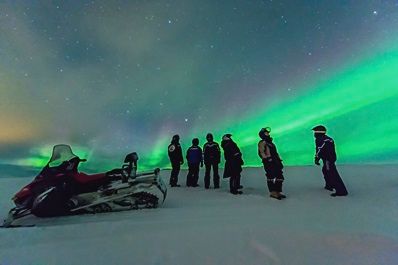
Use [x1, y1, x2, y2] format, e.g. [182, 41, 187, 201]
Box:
[72, 172, 107, 184]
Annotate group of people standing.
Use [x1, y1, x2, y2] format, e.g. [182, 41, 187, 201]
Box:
[167, 125, 348, 200]
[167, 133, 243, 194]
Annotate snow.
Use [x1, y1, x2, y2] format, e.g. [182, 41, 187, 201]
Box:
[1, 165, 398, 265]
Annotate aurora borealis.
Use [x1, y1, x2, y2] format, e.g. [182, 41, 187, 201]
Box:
[1, 1, 398, 175]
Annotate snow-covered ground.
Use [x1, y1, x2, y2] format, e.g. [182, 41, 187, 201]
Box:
[1, 165, 398, 265]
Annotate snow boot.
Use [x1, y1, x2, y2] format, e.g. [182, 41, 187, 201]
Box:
[278, 193, 286, 199]
[330, 192, 348, 197]
[270, 192, 281, 200]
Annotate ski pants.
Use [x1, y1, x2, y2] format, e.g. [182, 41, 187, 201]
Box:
[263, 162, 284, 193]
[224, 160, 242, 193]
[186, 163, 200, 186]
[204, 163, 220, 188]
[169, 162, 180, 186]
[229, 174, 241, 193]
[322, 161, 348, 195]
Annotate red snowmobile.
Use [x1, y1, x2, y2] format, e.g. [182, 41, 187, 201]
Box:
[2, 144, 167, 228]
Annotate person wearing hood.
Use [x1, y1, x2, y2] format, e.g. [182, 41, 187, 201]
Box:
[312, 125, 348, 197]
[221, 134, 244, 195]
[258, 127, 286, 200]
[203, 133, 221, 189]
[186, 138, 203, 187]
[168, 134, 184, 187]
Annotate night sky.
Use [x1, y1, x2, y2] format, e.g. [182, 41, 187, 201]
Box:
[1, 1, 398, 174]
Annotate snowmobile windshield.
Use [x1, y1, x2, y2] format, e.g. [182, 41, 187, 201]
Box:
[47, 144, 79, 168]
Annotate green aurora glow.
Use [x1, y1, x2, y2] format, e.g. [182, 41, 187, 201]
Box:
[128, 41, 398, 169]
[4, 41, 398, 173]
[1, 1, 398, 175]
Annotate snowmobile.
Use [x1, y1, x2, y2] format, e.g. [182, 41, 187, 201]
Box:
[2, 144, 167, 228]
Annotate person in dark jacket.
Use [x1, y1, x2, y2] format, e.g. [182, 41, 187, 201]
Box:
[221, 134, 244, 195]
[258, 127, 286, 200]
[312, 125, 348, 197]
[168, 134, 184, 187]
[203, 133, 221, 189]
[186, 138, 203, 187]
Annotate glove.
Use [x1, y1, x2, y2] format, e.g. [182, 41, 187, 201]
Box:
[314, 157, 320, 165]
[262, 157, 272, 163]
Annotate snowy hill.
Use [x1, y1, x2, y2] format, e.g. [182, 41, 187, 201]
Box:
[1, 165, 398, 265]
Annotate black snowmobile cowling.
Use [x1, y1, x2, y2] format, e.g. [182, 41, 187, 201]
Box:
[2, 144, 167, 228]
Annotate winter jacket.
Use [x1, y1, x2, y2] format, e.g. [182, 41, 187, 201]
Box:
[168, 141, 184, 164]
[258, 138, 283, 170]
[221, 139, 243, 178]
[315, 135, 337, 163]
[203, 141, 221, 164]
[186, 145, 203, 165]
[221, 140, 242, 163]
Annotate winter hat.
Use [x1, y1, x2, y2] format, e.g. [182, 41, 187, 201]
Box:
[192, 138, 199, 146]
[259, 127, 271, 139]
[172, 134, 180, 142]
[312, 125, 327, 134]
[222, 134, 232, 141]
